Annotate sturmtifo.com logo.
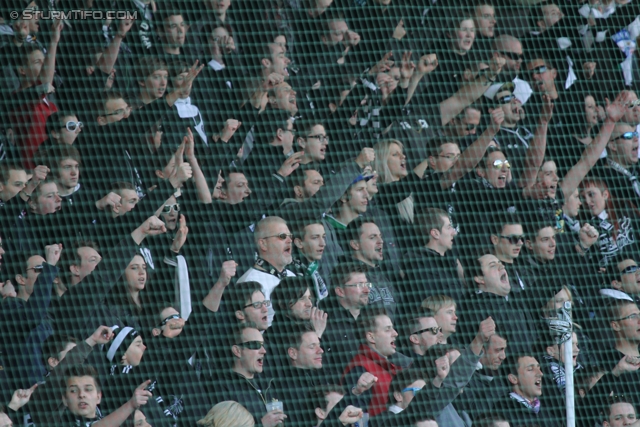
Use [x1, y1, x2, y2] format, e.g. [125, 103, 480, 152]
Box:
[11, 9, 138, 20]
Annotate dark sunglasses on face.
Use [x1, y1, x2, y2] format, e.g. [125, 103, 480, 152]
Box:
[499, 51, 524, 61]
[162, 203, 180, 214]
[237, 340, 265, 350]
[26, 264, 44, 273]
[616, 132, 639, 141]
[412, 326, 442, 336]
[64, 121, 83, 132]
[159, 314, 181, 327]
[499, 234, 525, 244]
[621, 265, 639, 275]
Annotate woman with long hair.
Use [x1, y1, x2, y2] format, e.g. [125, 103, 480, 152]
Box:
[373, 138, 421, 253]
[580, 178, 635, 268]
[107, 254, 151, 328]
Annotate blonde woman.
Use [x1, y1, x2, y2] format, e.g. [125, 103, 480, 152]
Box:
[197, 401, 255, 427]
[371, 140, 420, 252]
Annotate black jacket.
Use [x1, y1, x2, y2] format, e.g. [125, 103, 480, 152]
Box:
[453, 367, 509, 421]
[210, 371, 278, 424]
[50, 236, 140, 340]
[400, 247, 465, 310]
[459, 291, 537, 354]
[319, 295, 361, 381]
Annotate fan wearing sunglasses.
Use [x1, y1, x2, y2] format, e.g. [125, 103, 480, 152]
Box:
[489, 213, 528, 293]
[604, 122, 640, 210]
[408, 312, 444, 367]
[44, 111, 83, 147]
[215, 323, 287, 427]
[237, 216, 296, 327]
[610, 257, 640, 302]
[489, 84, 535, 181]
[1, 244, 61, 388]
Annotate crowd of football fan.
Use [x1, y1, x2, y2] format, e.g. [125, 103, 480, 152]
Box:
[4, 0, 640, 426]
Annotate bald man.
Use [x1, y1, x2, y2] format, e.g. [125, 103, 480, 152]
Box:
[483, 35, 533, 105]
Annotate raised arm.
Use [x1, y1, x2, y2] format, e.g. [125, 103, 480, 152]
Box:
[560, 91, 632, 199]
[94, 381, 152, 427]
[96, 20, 132, 74]
[40, 19, 62, 85]
[439, 55, 505, 126]
[519, 95, 554, 189]
[441, 109, 504, 189]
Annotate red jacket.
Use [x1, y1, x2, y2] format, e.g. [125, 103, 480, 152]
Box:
[10, 86, 57, 169]
[341, 343, 403, 417]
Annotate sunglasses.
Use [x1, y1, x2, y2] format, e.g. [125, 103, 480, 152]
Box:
[615, 132, 639, 141]
[263, 233, 293, 241]
[499, 51, 524, 62]
[496, 94, 515, 105]
[237, 340, 265, 350]
[244, 300, 271, 309]
[499, 234, 525, 244]
[412, 326, 442, 336]
[492, 159, 511, 169]
[159, 314, 181, 327]
[26, 264, 44, 273]
[621, 265, 639, 275]
[64, 121, 83, 132]
[162, 203, 180, 214]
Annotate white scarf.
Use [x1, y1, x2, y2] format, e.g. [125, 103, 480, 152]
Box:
[174, 97, 208, 145]
[608, 158, 640, 198]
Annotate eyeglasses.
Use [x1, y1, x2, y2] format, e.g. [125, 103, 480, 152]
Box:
[307, 134, 329, 143]
[162, 203, 180, 214]
[104, 107, 129, 117]
[615, 313, 640, 322]
[237, 340, 265, 350]
[263, 233, 293, 240]
[529, 65, 548, 76]
[412, 326, 442, 336]
[499, 234, 525, 244]
[492, 159, 511, 169]
[26, 264, 44, 273]
[159, 314, 181, 327]
[499, 51, 524, 62]
[621, 265, 640, 275]
[615, 132, 639, 141]
[64, 121, 83, 132]
[342, 282, 373, 289]
[496, 94, 516, 105]
[438, 153, 460, 161]
[244, 300, 271, 309]
[402, 387, 422, 396]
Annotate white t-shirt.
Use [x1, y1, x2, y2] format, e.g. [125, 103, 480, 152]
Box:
[237, 267, 296, 326]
